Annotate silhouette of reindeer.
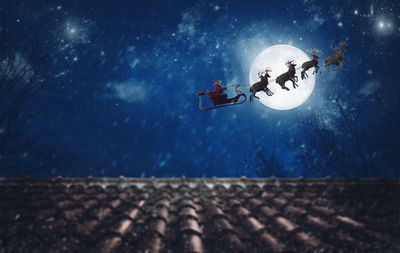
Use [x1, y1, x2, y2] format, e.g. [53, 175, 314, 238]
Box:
[301, 49, 320, 80]
[249, 67, 273, 102]
[276, 60, 298, 91]
[324, 41, 347, 71]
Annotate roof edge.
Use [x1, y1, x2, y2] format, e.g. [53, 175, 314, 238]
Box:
[0, 176, 399, 185]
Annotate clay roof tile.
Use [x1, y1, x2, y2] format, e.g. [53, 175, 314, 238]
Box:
[0, 177, 397, 252]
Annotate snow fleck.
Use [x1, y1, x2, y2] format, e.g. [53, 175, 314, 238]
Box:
[55, 71, 67, 78]
[129, 58, 140, 69]
[127, 46, 135, 52]
[359, 79, 380, 96]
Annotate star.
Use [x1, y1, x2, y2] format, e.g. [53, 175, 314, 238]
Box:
[372, 15, 395, 36]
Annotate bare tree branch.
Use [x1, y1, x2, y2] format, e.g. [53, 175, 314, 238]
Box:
[237, 140, 289, 178]
[0, 23, 69, 176]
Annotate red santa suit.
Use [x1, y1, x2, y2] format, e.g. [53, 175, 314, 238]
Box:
[210, 79, 239, 106]
[214, 83, 224, 92]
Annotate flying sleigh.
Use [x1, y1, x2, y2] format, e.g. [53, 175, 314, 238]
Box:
[196, 41, 347, 111]
[196, 81, 246, 111]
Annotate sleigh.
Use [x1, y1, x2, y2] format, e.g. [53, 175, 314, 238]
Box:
[196, 84, 246, 111]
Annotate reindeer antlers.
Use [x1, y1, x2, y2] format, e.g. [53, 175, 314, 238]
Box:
[286, 59, 295, 66]
[330, 45, 339, 51]
[307, 48, 321, 55]
[331, 41, 347, 51]
[258, 67, 272, 77]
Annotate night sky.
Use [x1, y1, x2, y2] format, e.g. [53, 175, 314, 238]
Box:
[1, 0, 399, 178]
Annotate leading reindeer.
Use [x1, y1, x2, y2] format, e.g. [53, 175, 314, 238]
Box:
[301, 49, 320, 80]
[324, 41, 347, 71]
[276, 60, 298, 91]
[249, 67, 273, 102]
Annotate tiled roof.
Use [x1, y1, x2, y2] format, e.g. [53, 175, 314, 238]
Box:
[0, 177, 399, 252]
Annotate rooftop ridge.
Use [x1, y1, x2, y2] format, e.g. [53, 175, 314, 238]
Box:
[1, 177, 398, 191]
[0, 176, 398, 182]
[1, 176, 399, 252]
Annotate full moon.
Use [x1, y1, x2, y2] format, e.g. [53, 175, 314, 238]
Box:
[249, 44, 316, 110]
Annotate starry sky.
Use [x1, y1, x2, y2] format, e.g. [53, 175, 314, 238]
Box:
[1, 0, 399, 178]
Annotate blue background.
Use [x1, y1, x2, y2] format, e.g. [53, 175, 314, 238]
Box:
[0, 0, 399, 177]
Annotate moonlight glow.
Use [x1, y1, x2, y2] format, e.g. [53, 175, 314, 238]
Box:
[249, 45, 316, 110]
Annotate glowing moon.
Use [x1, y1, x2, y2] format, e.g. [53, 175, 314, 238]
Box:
[249, 44, 315, 110]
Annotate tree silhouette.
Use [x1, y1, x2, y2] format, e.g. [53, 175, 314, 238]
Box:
[377, 95, 400, 178]
[0, 25, 70, 176]
[240, 89, 399, 178]
[237, 141, 289, 177]
[298, 89, 398, 177]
